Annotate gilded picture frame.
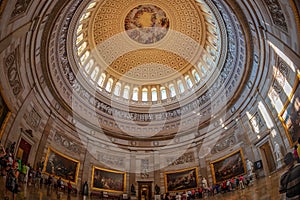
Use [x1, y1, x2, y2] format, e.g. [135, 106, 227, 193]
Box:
[210, 148, 246, 184]
[164, 167, 198, 192]
[0, 92, 11, 139]
[279, 81, 300, 146]
[43, 147, 80, 184]
[92, 166, 126, 193]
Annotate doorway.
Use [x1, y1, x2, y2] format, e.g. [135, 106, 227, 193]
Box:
[260, 142, 276, 175]
[138, 181, 152, 200]
[16, 138, 32, 164]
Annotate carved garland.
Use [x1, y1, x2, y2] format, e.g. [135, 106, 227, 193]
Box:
[5, 47, 23, 96]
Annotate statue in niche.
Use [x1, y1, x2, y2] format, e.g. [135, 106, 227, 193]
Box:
[155, 184, 160, 195]
[274, 142, 283, 161]
[131, 184, 136, 195]
[246, 159, 254, 175]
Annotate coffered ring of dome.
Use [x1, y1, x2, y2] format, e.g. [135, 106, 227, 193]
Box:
[71, 0, 227, 103]
[106, 49, 196, 84]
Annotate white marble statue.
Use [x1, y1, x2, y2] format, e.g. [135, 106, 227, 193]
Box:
[274, 142, 283, 161]
[246, 159, 254, 176]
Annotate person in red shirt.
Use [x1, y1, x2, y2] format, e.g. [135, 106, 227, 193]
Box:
[239, 175, 245, 189]
[191, 188, 195, 199]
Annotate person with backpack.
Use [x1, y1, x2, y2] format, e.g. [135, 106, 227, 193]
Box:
[4, 161, 20, 200]
[279, 152, 300, 199]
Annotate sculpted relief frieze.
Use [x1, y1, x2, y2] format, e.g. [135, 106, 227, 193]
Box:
[167, 152, 195, 166]
[268, 57, 289, 100]
[54, 132, 81, 154]
[97, 153, 125, 168]
[25, 108, 41, 130]
[141, 159, 150, 179]
[211, 135, 236, 154]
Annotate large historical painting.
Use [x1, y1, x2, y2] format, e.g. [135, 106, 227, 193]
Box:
[92, 166, 126, 193]
[164, 167, 198, 192]
[210, 149, 246, 184]
[43, 148, 80, 184]
[0, 92, 10, 138]
[279, 83, 300, 146]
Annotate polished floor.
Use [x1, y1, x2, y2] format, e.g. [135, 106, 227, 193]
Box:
[0, 168, 287, 200]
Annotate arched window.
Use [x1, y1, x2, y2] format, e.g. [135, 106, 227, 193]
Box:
[142, 88, 148, 102]
[151, 88, 158, 101]
[84, 59, 94, 73]
[197, 62, 203, 70]
[206, 46, 216, 59]
[192, 69, 200, 83]
[177, 80, 185, 94]
[78, 42, 87, 55]
[132, 87, 139, 101]
[114, 82, 121, 96]
[169, 84, 176, 97]
[201, 65, 207, 75]
[77, 24, 83, 34]
[76, 33, 84, 44]
[97, 73, 106, 87]
[205, 56, 213, 67]
[80, 51, 90, 64]
[185, 75, 193, 89]
[160, 87, 167, 100]
[123, 86, 130, 99]
[87, 2, 96, 9]
[105, 78, 113, 92]
[91, 67, 99, 81]
[80, 12, 91, 22]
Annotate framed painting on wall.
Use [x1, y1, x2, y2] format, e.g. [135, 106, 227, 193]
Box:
[279, 82, 300, 146]
[210, 148, 246, 184]
[92, 166, 126, 193]
[0, 92, 11, 139]
[164, 167, 198, 192]
[43, 148, 80, 184]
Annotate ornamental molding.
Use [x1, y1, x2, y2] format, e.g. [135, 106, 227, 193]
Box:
[5, 47, 23, 96]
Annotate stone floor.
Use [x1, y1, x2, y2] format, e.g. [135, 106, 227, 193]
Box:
[0, 168, 287, 200]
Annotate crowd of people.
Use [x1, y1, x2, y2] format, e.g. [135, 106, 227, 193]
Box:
[163, 175, 253, 200]
[0, 141, 45, 199]
[0, 141, 76, 199]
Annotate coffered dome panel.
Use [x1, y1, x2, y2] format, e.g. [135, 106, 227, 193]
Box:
[108, 49, 193, 83]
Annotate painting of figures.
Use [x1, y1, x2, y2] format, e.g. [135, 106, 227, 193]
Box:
[92, 166, 126, 193]
[210, 149, 246, 184]
[280, 83, 300, 146]
[44, 148, 80, 183]
[164, 167, 198, 192]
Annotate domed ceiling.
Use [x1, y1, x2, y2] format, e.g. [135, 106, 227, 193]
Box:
[41, 0, 252, 145]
